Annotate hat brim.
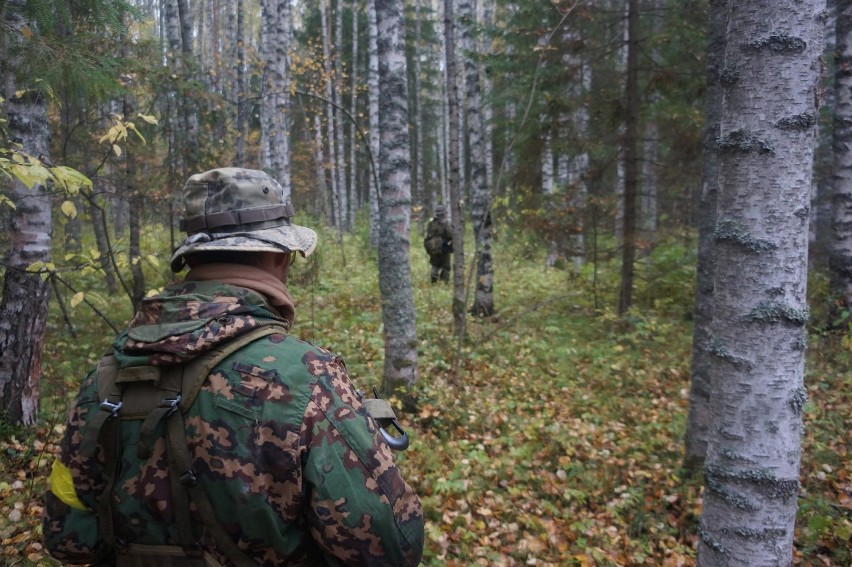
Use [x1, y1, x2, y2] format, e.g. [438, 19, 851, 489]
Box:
[170, 223, 318, 272]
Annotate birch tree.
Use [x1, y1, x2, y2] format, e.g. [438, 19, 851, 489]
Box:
[367, 0, 381, 246]
[375, 0, 419, 394]
[697, 1, 825, 563]
[684, 0, 726, 472]
[830, 0, 852, 328]
[0, 4, 52, 425]
[260, 0, 293, 195]
[459, 0, 494, 317]
[444, 0, 466, 338]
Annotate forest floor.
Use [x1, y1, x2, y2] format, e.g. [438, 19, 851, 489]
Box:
[0, 229, 849, 566]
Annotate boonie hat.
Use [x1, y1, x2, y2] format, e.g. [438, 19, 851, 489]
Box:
[170, 168, 318, 272]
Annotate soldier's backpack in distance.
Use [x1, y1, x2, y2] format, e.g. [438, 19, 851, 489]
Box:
[424, 234, 444, 255]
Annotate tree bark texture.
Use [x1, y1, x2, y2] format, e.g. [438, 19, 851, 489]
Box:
[375, 0, 419, 393]
[831, 0, 852, 324]
[260, 0, 292, 197]
[685, 0, 727, 472]
[697, 1, 824, 564]
[618, 0, 639, 316]
[444, 0, 466, 339]
[458, 0, 494, 317]
[367, 0, 381, 247]
[0, 5, 53, 425]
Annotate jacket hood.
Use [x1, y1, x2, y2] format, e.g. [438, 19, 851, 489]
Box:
[113, 280, 287, 368]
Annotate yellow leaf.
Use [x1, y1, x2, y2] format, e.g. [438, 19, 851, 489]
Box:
[112, 144, 122, 157]
[137, 113, 158, 125]
[60, 200, 77, 218]
[70, 292, 85, 308]
[21, 26, 32, 39]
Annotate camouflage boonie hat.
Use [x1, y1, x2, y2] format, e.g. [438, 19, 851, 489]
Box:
[170, 168, 318, 272]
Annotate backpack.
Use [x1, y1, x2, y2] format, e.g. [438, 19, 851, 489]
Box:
[80, 323, 288, 567]
[424, 234, 444, 256]
[77, 322, 406, 566]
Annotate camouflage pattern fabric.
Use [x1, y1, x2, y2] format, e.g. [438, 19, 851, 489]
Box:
[424, 217, 452, 283]
[43, 280, 424, 566]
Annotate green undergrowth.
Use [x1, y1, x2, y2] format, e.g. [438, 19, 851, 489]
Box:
[0, 223, 849, 566]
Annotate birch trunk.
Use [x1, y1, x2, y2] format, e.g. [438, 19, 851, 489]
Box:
[697, 1, 824, 563]
[335, 1, 349, 230]
[412, 0, 425, 211]
[685, 0, 726, 472]
[260, 0, 293, 197]
[459, 0, 494, 317]
[350, 0, 360, 225]
[375, 0, 419, 393]
[0, 4, 53, 425]
[234, 0, 248, 164]
[367, 0, 381, 246]
[830, 0, 852, 325]
[444, 0, 466, 338]
[320, 0, 342, 229]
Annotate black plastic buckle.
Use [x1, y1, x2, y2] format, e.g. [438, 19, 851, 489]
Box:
[179, 470, 197, 487]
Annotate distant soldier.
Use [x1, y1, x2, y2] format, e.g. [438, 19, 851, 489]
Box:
[43, 168, 424, 566]
[423, 205, 453, 284]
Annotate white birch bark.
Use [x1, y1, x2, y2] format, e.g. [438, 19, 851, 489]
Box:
[320, 0, 342, 228]
[480, 0, 495, 192]
[413, 0, 425, 210]
[375, 0, 419, 392]
[0, 1, 53, 425]
[367, 0, 381, 245]
[350, 0, 360, 225]
[334, 0, 350, 229]
[260, 0, 292, 198]
[234, 0, 248, 164]
[563, 17, 589, 271]
[459, 0, 494, 316]
[698, 1, 825, 563]
[444, 0, 466, 337]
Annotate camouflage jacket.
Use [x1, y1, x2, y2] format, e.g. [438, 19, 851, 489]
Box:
[43, 279, 424, 566]
[424, 217, 452, 257]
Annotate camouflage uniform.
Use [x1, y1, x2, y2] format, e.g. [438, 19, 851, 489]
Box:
[424, 208, 452, 284]
[43, 168, 424, 566]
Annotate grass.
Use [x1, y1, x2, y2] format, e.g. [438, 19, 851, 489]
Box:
[0, 222, 849, 566]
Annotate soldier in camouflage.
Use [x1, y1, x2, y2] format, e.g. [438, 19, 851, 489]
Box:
[423, 205, 452, 284]
[43, 168, 424, 566]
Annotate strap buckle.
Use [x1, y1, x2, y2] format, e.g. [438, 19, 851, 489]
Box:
[99, 399, 123, 417]
[160, 394, 182, 416]
[179, 470, 198, 487]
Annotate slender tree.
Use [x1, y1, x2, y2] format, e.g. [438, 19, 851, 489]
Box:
[618, 0, 640, 315]
[459, 0, 495, 317]
[685, 0, 727, 472]
[367, 0, 381, 246]
[375, 0, 419, 394]
[260, 0, 293, 195]
[444, 0, 466, 339]
[830, 0, 852, 328]
[697, 1, 825, 563]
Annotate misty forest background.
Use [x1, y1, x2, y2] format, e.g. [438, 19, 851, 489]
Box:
[0, 0, 850, 565]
